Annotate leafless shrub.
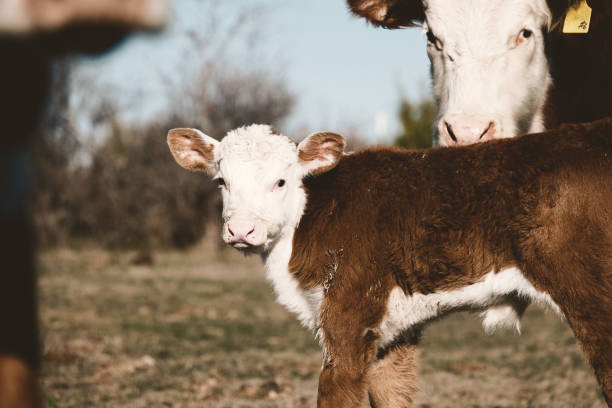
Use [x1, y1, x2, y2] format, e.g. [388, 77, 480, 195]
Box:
[48, 120, 216, 249]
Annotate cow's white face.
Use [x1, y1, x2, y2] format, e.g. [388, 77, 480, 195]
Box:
[167, 125, 345, 253]
[424, 0, 552, 145]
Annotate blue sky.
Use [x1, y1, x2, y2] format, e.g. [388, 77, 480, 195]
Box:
[72, 0, 430, 143]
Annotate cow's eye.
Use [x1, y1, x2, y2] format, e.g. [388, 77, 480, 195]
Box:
[275, 179, 286, 189]
[216, 178, 226, 187]
[426, 30, 443, 51]
[516, 28, 533, 46]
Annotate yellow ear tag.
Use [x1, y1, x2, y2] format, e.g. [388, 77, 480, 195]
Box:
[562, 0, 592, 34]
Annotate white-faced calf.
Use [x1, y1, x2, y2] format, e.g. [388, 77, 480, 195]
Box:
[167, 120, 612, 407]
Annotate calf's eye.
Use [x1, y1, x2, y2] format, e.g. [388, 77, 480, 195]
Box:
[216, 178, 225, 187]
[276, 179, 286, 188]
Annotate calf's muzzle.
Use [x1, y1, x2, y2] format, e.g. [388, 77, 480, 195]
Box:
[224, 220, 261, 248]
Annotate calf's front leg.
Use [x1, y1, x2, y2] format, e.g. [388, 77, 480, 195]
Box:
[316, 326, 379, 407]
[367, 342, 419, 408]
[318, 362, 369, 407]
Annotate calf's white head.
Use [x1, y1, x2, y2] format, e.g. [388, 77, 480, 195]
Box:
[167, 124, 345, 252]
[349, 0, 559, 145]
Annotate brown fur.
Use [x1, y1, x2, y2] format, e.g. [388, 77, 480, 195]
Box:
[367, 343, 419, 408]
[346, 0, 424, 28]
[289, 117, 612, 406]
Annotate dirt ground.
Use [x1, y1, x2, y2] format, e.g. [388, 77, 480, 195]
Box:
[39, 245, 606, 407]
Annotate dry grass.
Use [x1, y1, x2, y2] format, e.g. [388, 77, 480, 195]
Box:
[39, 245, 606, 407]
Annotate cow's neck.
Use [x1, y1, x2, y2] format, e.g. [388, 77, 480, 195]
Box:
[262, 224, 321, 330]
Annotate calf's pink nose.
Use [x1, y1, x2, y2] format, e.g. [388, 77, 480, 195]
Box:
[439, 119, 496, 145]
[227, 221, 256, 241]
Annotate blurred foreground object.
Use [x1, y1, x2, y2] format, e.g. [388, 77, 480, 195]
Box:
[0, 1, 168, 406]
[0, 0, 168, 34]
[0, 355, 38, 408]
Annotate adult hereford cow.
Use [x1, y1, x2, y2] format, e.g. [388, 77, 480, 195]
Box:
[348, 0, 612, 145]
[167, 120, 612, 407]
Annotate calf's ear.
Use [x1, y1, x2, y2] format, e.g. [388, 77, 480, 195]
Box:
[347, 0, 424, 28]
[167, 128, 218, 175]
[297, 132, 346, 176]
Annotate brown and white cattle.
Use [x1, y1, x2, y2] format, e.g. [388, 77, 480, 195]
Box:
[167, 120, 612, 407]
[347, 0, 612, 145]
[347, 0, 612, 405]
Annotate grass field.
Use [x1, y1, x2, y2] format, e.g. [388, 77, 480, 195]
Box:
[39, 245, 606, 407]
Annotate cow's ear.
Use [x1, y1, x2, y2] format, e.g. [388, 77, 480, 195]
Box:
[167, 128, 218, 175]
[547, 0, 573, 28]
[297, 132, 345, 176]
[547, 0, 604, 30]
[347, 0, 424, 28]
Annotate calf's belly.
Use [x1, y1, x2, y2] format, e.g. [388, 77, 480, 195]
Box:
[376, 267, 563, 349]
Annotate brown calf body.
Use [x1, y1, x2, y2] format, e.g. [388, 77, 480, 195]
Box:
[289, 118, 612, 406]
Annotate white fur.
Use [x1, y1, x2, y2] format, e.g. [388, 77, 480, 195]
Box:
[262, 231, 323, 330]
[481, 304, 522, 334]
[214, 125, 307, 250]
[424, 0, 552, 143]
[378, 267, 563, 348]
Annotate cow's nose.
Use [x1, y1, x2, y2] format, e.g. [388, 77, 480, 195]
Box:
[227, 221, 256, 242]
[439, 119, 496, 146]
